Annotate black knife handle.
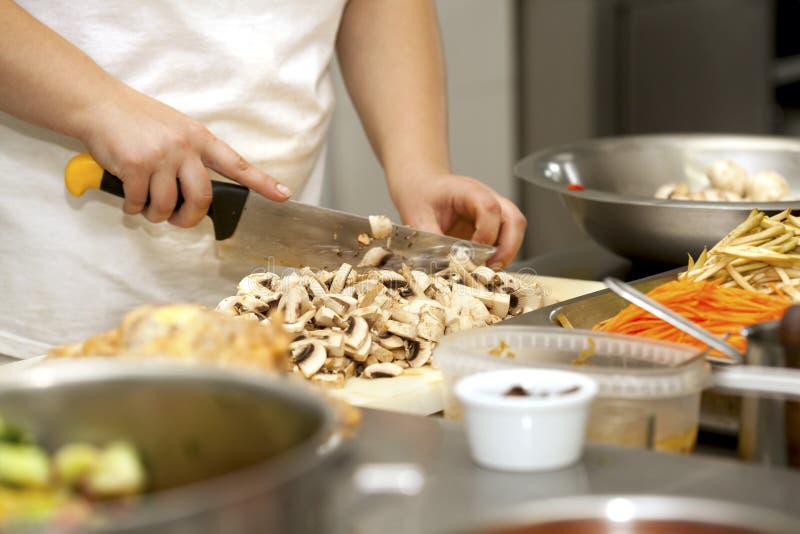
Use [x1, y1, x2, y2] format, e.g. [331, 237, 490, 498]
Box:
[99, 172, 248, 240]
[65, 153, 249, 240]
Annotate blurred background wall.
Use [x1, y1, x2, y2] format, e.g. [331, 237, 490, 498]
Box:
[324, 0, 786, 262]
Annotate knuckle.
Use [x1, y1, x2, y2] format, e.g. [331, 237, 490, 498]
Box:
[187, 189, 213, 211]
[235, 154, 250, 172]
[479, 194, 501, 215]
[117, 155, 145, 176]
[187, 121, 211, 142]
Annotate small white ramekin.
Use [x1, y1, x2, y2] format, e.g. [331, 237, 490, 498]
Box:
[455, 368, 598, 472]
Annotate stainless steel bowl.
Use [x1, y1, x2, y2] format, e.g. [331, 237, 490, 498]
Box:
[515, 134, 800, 264]
[0, 358, 343, 534]
[471, 495, 800, 533]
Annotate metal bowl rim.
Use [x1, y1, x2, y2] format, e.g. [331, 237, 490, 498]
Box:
[472, 494, 800, 531]
[514, 133, 800, 210]
[0, 357, 345, 531]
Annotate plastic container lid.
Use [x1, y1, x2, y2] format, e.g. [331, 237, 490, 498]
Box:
[433, 326, 710, 399]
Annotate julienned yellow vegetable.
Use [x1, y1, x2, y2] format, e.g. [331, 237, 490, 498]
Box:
[682, 208, 800, 302]
[594, 279, 790, 357]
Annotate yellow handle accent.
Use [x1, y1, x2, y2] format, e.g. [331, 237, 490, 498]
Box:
[64, 153, 104, 197]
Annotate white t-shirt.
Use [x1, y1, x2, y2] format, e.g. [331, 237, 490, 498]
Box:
[0, 1, 347, 357]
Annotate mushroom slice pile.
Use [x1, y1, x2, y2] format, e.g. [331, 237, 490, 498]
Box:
[217, 256, 553, 387]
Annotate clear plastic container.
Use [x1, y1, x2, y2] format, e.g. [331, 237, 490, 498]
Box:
[433, 326, 710, 453]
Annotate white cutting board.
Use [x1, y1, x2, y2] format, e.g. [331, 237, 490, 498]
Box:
[329, 276, 604, 415]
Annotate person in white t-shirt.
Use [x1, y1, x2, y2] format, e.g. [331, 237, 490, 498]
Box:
[0, 0, 527, 357]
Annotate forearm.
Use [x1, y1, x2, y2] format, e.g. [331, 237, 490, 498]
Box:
[336, 0, 450, 191]
[0, 0, 124, 141]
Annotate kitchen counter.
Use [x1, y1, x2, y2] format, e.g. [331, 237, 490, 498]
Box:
[328, 409, 800, 533]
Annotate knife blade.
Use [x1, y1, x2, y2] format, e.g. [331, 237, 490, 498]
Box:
[64, 154, 496, 271]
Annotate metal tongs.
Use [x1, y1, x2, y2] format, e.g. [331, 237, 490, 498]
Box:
[604, 277, 800, 400]
[603, 277, 743, 364]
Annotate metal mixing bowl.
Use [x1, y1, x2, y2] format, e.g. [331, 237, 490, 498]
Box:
[0, 358, 343, 534]
[515, 134, 800, 265]
[471, 495, 800, 533]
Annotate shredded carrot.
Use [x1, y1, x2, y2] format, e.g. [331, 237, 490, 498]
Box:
[594, 279, 790, 358]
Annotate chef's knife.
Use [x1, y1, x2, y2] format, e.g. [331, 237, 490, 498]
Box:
[64, 154, 496, 271]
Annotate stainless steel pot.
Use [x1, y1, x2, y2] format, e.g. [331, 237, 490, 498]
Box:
[0, 358, 345, 534]
[515, 134, 800, 264]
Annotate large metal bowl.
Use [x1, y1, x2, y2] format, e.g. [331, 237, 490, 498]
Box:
[515, 134, 800, 265]
[470, 495, 800, 533]
[0, 358, 343, 534]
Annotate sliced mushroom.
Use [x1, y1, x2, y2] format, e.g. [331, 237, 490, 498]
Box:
[215, 296, 241, 316]
[369, 215, 393, 239]
[373, 270, 408, 290]
[354, 279, 381, 303]
[408, 341, 433, 368]
[363, 362, 403, 378]
[237, 272, 280, 296]
[352, 305, 382, 324]
[459, 284, 510, 317]
[417, 311, 445, 342]
[284, 309, 316, 334]
[376, 333, 405, 351]
[358, 247, 393, 268]
[277, 285, 307, 323]
[301, 275, 328, 301]
[221, 245, 553, 384]
[385, 319, 418, 340]
[509, 286, 543, 315]
[450, 247, 478, 271]
[316, 269, 335, 286]
[357, 233, 372, 246]
[493, 271, 520, 293]
[309, 330, 346, 357]
[330, 263, 353, 294]
[369, 342, 395, 363]
[449, 254, 482, 290]
[237, 293, 272, 315]
[325, 294, 358, 317]
[291, 340, 327, 378]
[347, 338, 372, 363]
[314, 306, 346, 329]
[390, 308, 419, 325]
[345, 316, 370, 349]
[311, 372, 345, 388]
[323, 357, 349, 371]
[471, 266, 496, 286]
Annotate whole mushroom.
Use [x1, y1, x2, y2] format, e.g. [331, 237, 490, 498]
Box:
[745, 170, 791, 202]
[707, 160, 748, 197]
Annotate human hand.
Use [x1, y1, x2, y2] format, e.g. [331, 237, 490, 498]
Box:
[390, 173, 527, 269]
[77, 87, 291, 227]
